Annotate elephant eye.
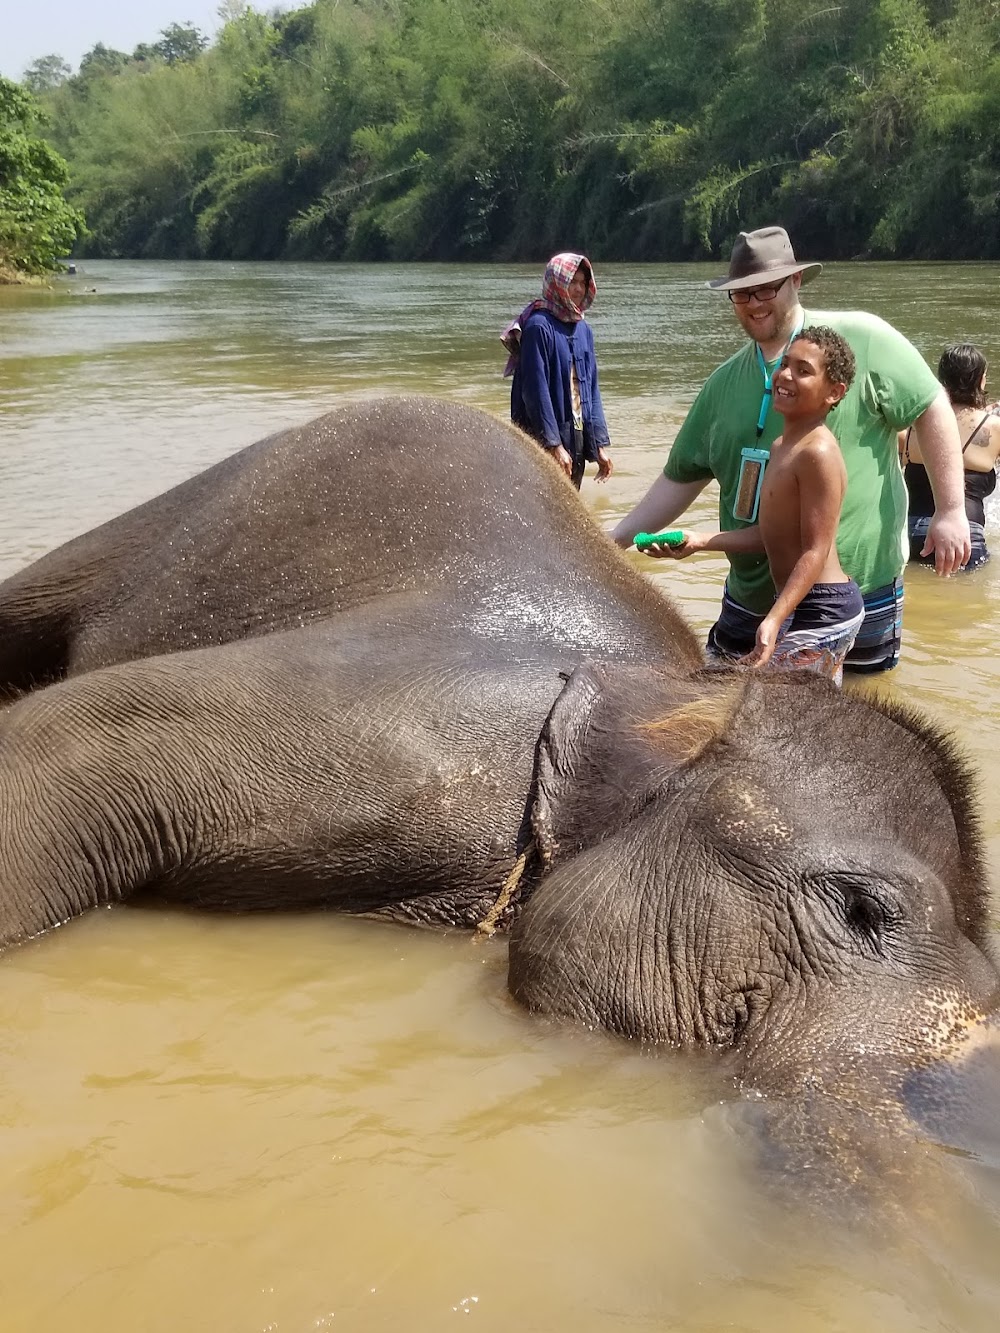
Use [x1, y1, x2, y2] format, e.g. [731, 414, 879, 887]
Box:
[842, 886, 888, 943]
[807, 872, 903, 954]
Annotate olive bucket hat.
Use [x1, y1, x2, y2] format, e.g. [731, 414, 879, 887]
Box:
[707, 226, 823, 292]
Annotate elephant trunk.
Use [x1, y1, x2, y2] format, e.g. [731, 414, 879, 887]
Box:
[0, 661, 244, 947]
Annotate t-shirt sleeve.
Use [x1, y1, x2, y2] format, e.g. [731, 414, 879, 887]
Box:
[862, 316, 941, 431]
[663, 385, 717, 483]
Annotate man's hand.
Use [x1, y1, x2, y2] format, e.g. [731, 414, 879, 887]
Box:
[921, 507, 971, 576]
[911, 390, 971, 574]
[595, 447, 613, 482]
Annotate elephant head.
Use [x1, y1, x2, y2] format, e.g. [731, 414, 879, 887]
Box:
[509, 665, 999, 1118]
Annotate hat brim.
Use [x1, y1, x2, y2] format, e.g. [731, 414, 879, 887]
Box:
[706, 261, 823, 292]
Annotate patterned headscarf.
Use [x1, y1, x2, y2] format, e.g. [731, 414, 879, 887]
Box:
[501, 252, 596, 376]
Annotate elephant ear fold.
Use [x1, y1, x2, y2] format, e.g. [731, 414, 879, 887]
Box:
[531, 663, 741, 870]
[532, 664, 603, 868]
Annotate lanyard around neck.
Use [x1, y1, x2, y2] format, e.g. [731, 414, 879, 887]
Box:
[754, 315, 804, 438]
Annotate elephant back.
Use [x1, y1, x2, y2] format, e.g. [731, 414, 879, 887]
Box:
[0, 397, 701, 691]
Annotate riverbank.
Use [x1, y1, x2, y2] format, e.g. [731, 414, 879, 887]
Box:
[0, 262, 59, 285]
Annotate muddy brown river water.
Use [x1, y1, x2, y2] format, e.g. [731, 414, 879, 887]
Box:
[1, 260, 999, 1331]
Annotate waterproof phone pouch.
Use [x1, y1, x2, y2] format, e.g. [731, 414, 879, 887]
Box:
[733, 447, 769, 523]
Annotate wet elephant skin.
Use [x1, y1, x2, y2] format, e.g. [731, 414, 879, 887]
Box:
[0, 395, 996, 1193]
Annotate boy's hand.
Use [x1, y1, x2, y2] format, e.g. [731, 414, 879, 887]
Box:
[743, 616, 779, 669]
[595, 447, 613, 482]
[641, 530, 706, 560]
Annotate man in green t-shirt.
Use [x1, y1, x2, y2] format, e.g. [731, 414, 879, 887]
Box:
[611, 226, 970, 672]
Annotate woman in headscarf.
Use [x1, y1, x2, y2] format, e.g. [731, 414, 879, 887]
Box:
[502, 252, 613, 490]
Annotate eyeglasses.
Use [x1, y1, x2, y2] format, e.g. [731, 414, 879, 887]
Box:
[728, 277, 790, 305]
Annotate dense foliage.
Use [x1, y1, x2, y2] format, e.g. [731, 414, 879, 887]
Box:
[0, 77, 83, 274]
[22, 0, 1000, 261]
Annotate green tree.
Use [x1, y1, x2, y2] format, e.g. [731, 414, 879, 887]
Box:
[30, 0, 1000, 263]
[22, 55, 71, 94]
[0, 77, 83, 274]
[78, 44, 131, 80]
[155, 23, 209, 65]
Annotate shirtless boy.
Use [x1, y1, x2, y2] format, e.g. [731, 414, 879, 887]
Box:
[662, 327, 863, 684]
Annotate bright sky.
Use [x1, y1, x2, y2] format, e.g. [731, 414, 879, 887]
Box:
[2, 1, 292, 81]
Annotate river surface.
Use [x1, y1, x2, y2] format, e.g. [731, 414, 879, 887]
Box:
[2, 260, 1000, 1331]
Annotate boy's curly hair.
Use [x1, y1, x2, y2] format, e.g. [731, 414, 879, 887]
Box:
[790, 326, 856, 391]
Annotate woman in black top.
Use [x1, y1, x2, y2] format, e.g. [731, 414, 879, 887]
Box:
[901, 344, 1000, 570]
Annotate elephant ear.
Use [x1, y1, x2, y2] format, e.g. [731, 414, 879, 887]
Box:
[531, 662, 740, 868]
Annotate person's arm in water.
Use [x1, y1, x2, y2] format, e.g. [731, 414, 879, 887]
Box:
[517, 320, 574, 478]
[909, 389, 971, 574]
[611, 474, 709, 548]
[744, 439, 843, 669]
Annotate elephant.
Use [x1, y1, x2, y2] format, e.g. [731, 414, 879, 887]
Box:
[0, 394, 997, 1189]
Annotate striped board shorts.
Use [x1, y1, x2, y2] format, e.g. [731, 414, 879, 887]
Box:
[767, 581, 865, 687]
[706, 576, 904, 675]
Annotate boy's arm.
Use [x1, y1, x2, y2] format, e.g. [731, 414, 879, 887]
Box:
[750, 438, 844, 659]
[638, 526, 764, 559]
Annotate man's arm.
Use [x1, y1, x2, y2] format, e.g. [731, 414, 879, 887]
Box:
[909, 388, 971, 575]
[610, 473, 708, 547]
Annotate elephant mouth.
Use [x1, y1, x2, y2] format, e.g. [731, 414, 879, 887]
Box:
[903, 1012, 1000, 1168]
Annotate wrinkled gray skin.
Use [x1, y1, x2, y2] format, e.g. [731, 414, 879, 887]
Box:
[0, 396, 997, 1187]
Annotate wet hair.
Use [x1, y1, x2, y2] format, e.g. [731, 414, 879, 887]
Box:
[789, 326, 856, 391]
[938, 343, 987, 409]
